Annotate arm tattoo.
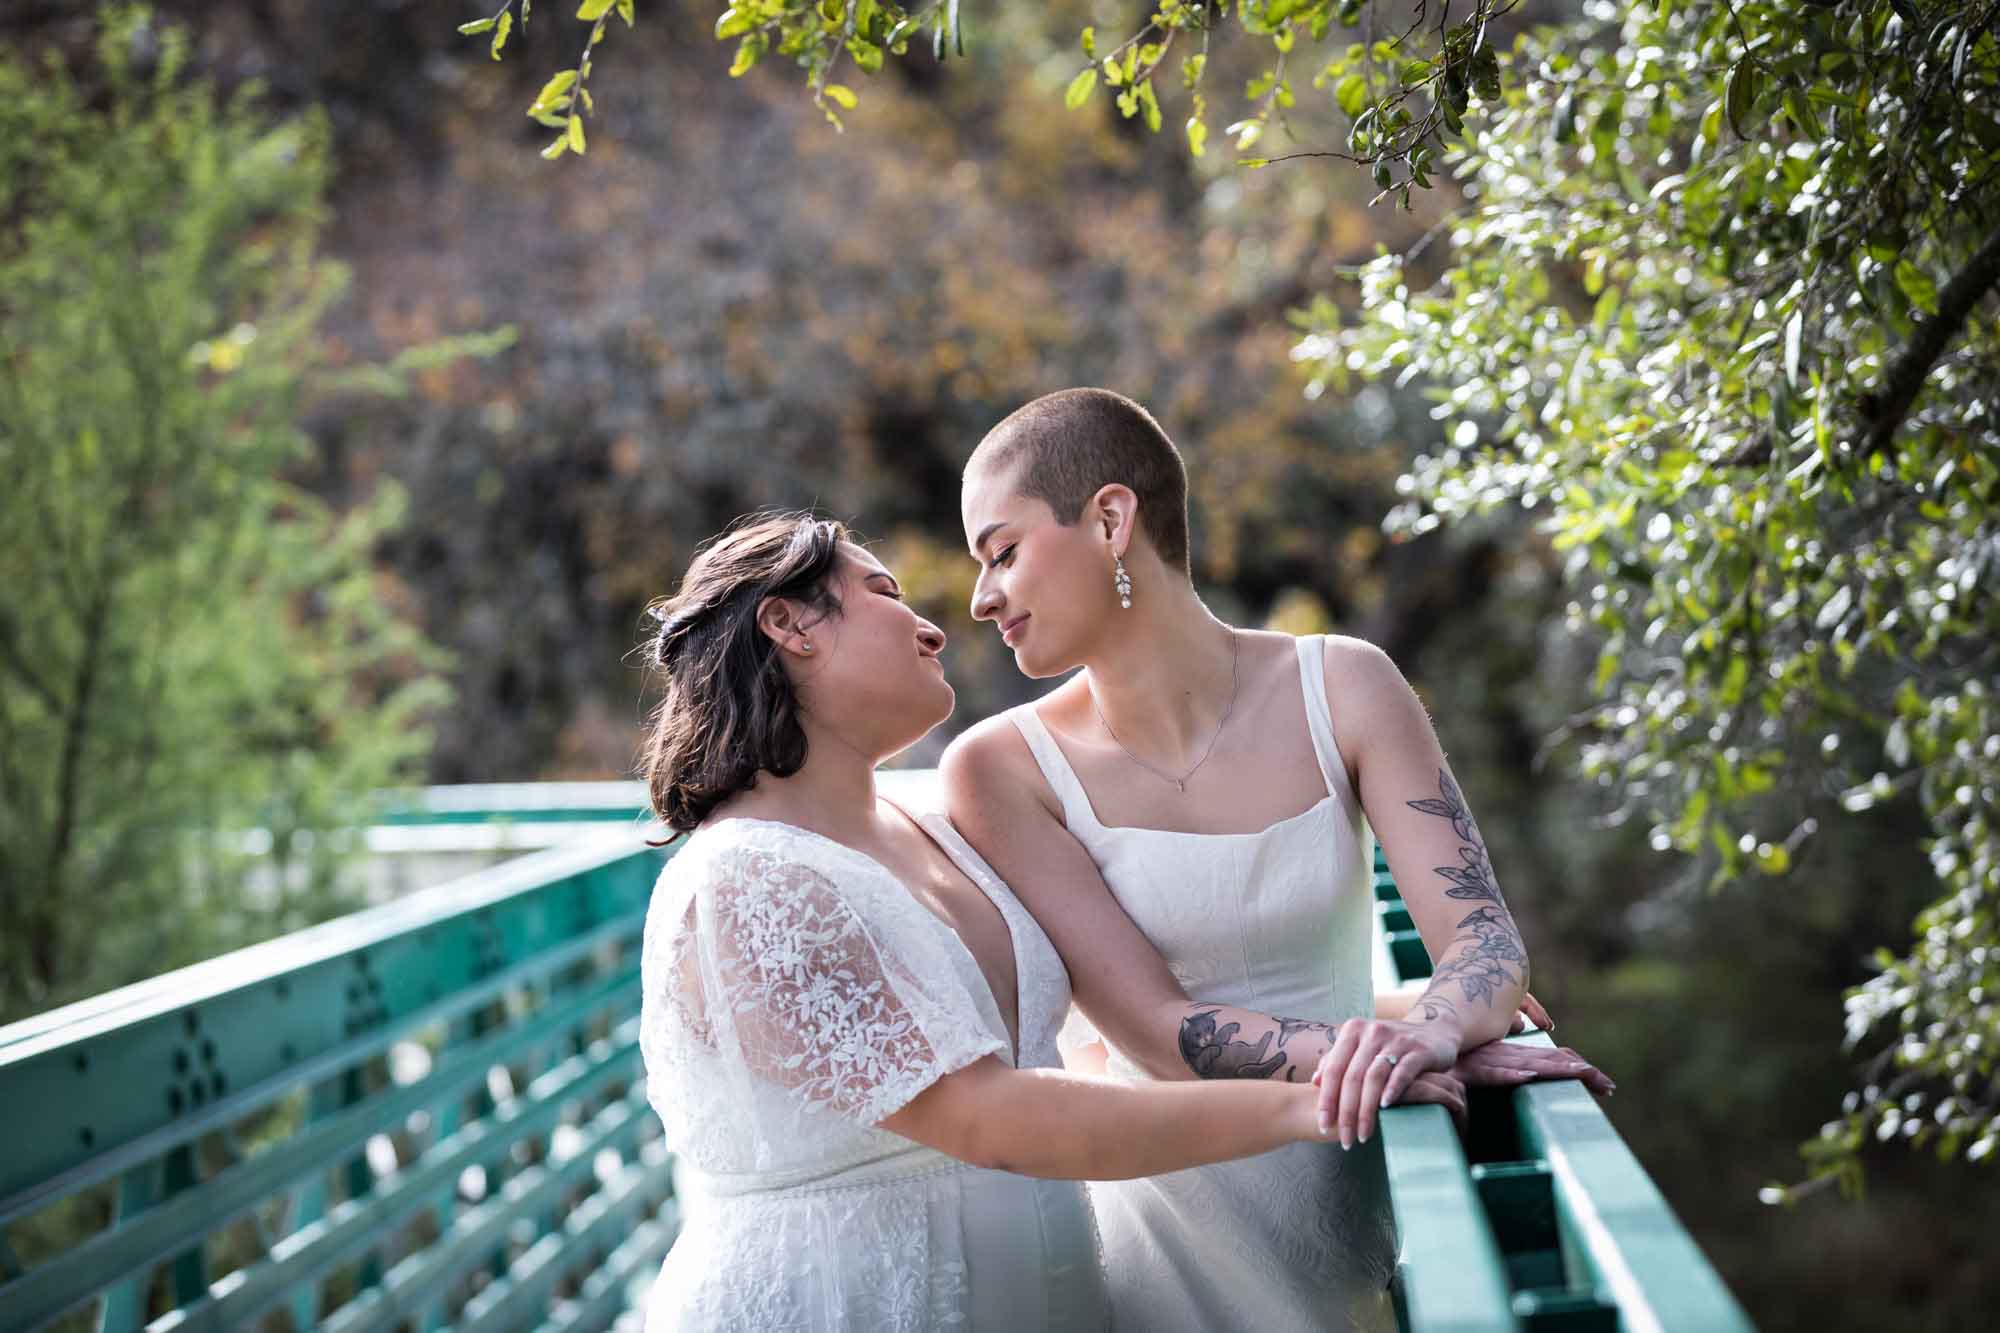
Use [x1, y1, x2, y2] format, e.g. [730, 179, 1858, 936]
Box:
[1180, 1007, 1335, 1080]
[1405, 770, 1527, 1010]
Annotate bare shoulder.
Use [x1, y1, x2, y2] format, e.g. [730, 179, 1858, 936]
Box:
[1318, 635, 1428, 759]
[1319, 634, 1411, 698]
[939, 709, 1060, 820]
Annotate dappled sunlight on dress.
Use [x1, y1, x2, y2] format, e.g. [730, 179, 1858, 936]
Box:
[638, 814, 1105, 1330]
[1014, 634, 1395, 1333]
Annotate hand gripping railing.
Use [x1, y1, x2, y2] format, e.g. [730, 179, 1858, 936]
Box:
[0, 828, 678, 1333]
[1370, 840, 1756, 1332]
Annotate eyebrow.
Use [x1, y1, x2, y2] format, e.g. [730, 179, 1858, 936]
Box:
[971, 522, 1009, 557]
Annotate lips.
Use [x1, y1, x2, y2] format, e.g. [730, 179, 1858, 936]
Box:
[1000, 613, 1030, 646]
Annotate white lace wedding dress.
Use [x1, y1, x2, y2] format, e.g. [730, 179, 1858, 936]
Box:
[638, 810, 1106, 1331]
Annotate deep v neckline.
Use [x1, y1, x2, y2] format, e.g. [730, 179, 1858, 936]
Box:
[709, 800, 1027, 1065]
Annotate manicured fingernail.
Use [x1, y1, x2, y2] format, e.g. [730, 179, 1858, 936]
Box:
[1318, 1114, 1332, 1136]
[1340, 1130, 1353, 1150]
[1379, 1092, 1393, 1108]
[1359, 1129, 1370, 1145]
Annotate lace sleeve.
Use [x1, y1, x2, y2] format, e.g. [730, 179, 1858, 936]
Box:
[651, 835, 1007, 1135]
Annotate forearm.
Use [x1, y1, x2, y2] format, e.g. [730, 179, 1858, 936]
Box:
[964, 1066, 1320, 1179]
[1375, 982, 1424, 1020]
[1159, 1000, 1338, 1083]
[1405, 921, 1529, 1049]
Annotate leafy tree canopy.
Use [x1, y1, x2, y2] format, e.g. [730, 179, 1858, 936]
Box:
[472, 0, 1999, 1189]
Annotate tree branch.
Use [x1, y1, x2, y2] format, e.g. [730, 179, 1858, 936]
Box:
[1862, 222, 2000, 456]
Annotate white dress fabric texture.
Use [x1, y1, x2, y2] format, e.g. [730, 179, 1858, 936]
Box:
[638, 811, 1107, 1332]
[1013, 634, 1397, 1333]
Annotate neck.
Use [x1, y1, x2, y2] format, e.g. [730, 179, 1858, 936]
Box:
[720, 720, 886, 843]
[1083, 572, 1238, 754]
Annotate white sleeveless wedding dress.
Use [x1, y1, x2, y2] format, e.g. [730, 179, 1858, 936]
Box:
[638, 809, 1107, 1330]
[1012, 634, 1397, 1332]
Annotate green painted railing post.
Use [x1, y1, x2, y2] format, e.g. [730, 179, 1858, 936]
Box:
[98, 1161, 161, 1332]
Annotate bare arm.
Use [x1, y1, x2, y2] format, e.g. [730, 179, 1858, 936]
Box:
[1333, 636, 1530, 1052]
[940, 721, 1349, 1088]
[879, 1054, 1331, 1179]
[1293, 637, 1533, 1145]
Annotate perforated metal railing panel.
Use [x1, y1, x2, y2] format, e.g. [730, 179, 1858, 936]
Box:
[0, 830, 677, 1333]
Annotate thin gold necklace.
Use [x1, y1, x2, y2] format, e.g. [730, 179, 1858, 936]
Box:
[1091, 629, 1239, 793]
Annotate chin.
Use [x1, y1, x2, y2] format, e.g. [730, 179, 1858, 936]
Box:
[916, 674, 956, 726]
[1012, 640, 1077, 681]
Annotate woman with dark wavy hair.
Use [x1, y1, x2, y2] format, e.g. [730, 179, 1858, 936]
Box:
[633, 511, 1471, 1331]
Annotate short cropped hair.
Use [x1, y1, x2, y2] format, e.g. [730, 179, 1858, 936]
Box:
[970, 388, 1191, 575]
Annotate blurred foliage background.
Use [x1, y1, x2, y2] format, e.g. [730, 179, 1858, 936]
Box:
[1, 2, 1995, 1327]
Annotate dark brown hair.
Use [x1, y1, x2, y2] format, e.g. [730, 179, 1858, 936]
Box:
[969, 388, 1192, 575]
[639, 512, 849, 838]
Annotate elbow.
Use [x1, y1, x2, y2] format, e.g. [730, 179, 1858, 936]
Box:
[928, 1071, 1034, 1173]
[956, 1120, 1015, 1173]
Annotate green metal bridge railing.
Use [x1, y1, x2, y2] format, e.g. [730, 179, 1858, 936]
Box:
[0, 826, 674, 1333]
[1370, 842, 1754, 1332]
[0, 780, 1752, 1331]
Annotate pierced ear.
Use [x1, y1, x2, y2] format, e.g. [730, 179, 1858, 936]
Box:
[756, 596, 813, 655]
[1092, 483, 1139, 556]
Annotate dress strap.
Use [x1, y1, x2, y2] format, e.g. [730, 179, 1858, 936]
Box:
[1295, 635, 1362, 821]
[1008, 706, 1100, 831]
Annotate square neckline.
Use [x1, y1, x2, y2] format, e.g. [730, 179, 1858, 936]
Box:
[703, 796, 1030, 1065]
[1019, 634, 1340, 839]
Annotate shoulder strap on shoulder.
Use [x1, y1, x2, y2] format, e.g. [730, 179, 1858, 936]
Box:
[1296, 635, 1361, 815]
[1007, 705, 1097, 831]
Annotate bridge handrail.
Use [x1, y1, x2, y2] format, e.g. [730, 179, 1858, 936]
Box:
[0, 827, 674, 1333]
[0, 782, 1751, 1333]
[1370, 841, 1754, 1332]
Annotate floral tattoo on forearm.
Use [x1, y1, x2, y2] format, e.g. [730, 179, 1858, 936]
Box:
[1405, 770, 1527, 1014]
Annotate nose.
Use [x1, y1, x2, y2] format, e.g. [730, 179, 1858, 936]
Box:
[970, 570, 1002, 623]
[917, 620, 946, 655]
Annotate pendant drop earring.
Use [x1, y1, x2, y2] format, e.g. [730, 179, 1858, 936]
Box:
[1114, 555, 1133, 610]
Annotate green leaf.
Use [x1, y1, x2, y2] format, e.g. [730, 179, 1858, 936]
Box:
[1186, 115, 1208, 157]
[715, 9, 753, 39]
[1136, 79, 1162, 132]
[577, 0, 616, 19]
[1895, 259, 1939, 314]
[566, 115, 585, 153]
[1080, 26, 1096, 58]
[1065, 68, 1098, 110]
[617, 0, 635, 24]
[541, 133, 568, 159]
[1726, 57, 1760, 138]
[491, 11, 513, 60]
[533, 70, 578, 110]
[458, 18, 498, 35]
[1334, 73, 1368, 118]
[824, 83, 858, 110]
